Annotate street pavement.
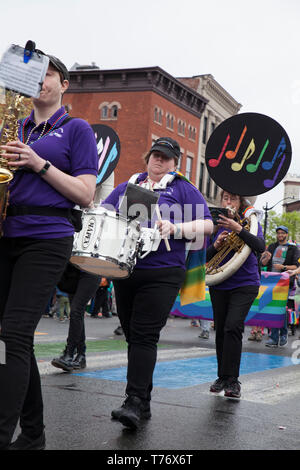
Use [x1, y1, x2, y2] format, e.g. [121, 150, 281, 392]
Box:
[16, 314, 300, 453]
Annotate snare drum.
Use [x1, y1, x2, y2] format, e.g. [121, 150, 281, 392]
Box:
[70, 207, 141, 279]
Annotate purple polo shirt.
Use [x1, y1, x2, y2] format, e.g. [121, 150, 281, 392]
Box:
[3, 107, 98, 239]
[103, 172, 212, 270]
[210, 222, 264, 289]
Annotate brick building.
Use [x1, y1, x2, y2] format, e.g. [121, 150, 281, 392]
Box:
[64, 65, 207, 187]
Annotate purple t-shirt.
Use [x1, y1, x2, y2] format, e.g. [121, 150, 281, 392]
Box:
[210, 222, 264, 289]
[103, 172, 212, 270]
[3, 107, 99, 239]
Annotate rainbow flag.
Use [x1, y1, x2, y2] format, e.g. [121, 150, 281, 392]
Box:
[169, 171, 207, 305]
[180, 249, 206, 306]
[173, 272, 290, 328]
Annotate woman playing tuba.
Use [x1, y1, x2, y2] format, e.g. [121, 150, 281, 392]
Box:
[206, 190, 265, 399]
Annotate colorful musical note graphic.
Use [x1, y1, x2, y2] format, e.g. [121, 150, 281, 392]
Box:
[246, 139, 269, 173]
[231, 139, 255, 172]
[225, 126, 247, 160]
[263, 154, 286, 188]
[208, 134, 230, 168]
[262, 137, 286, 170]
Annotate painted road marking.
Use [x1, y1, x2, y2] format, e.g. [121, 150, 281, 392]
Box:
[37, 347, 212, 376]
[76, 352, 299, 389]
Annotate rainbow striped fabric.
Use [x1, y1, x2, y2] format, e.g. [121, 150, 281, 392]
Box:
[170, 171, 207, 306]
[180, 248, 206, 306]
[173, 272, 290, 328]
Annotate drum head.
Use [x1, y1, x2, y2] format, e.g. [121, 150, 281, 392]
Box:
[70, 255, 130, 279]
[205, 112, 292, 196]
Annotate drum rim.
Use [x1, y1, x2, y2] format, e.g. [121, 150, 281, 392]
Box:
[70, 253, 134, 279]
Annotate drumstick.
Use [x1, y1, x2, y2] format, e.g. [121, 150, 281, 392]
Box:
[149, 182, 171, 251]
[155, 204, 171, 252]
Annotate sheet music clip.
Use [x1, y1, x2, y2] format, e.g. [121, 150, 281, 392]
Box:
[23, 40, 36, 64]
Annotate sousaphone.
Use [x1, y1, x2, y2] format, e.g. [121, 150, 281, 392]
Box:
[204, 112, 292, 286]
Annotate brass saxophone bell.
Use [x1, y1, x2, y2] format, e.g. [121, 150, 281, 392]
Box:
[0, 90, 25, 235]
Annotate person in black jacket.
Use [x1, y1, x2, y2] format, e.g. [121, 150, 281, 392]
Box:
[261, 225, 300, 347]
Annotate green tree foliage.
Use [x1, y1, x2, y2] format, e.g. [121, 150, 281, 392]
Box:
[263, 210, 300, 246]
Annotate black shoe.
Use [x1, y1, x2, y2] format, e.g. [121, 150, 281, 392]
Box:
[114, 326, 124, 335]
[72, 353, 86, 369]
[9, 431, 46, 450]
[111, 396, 151, 429]
[210, 377, 227, 393]
[51, 349, 74, 372]
[224, 377, 241, 398]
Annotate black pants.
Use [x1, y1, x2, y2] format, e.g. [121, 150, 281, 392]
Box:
[91, 286, 110, 317]
[67, 271, 101, 354]
[209, 285, 259, 378]
[0, 236, 73, 449]
[113, 267, 185, 401]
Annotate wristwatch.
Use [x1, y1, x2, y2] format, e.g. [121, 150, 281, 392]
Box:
[37, 160, 51, 176]
[282, 266, 287, 272]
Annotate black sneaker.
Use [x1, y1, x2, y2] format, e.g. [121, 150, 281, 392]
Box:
[224, 377, 241, 398]
[114, 326, 124, 335]
[210, 377, 227, 393]
[9, 431, 46, 450]
[72, 353, 86, 369]
[111, 396, 151, 429]
[51, 349, 74, 372]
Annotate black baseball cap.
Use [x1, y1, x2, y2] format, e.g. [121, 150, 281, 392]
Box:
[35, 49, 70, 81]
[150, 137, 181, 161]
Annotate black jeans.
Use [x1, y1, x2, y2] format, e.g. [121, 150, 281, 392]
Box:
[209, 285, 259, 378]
[113, 267, 185, 401]
[91, 286, 110, 317]
[0, 236, 73, 449]
[67, 271, 101, 354]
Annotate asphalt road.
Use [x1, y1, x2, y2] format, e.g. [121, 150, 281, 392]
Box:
[12, 315, 300, 455]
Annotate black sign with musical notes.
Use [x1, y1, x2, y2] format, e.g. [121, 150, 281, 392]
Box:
[205, 113, 292, 196]
[92, 124, 121, 185]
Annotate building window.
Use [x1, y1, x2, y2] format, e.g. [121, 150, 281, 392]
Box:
[214, 183, 218, 199]
[101, 105, 108, 119]
[211, 122, 215, 136]
[206, 174, 211, 198]
[186, 156, 193, 180]
[178, 119, 185, 136]
[202, 116, 208, 144]
[177, 152, 183, 171]
[154, 107, 163, 124]
[199, 162, 204, 192]
[111, 105, 118, 119]
[166, 113, 174, 131]
[188, 125, 196, 141]
[99, 101, 121, 121]
[64, 104, 72, 113]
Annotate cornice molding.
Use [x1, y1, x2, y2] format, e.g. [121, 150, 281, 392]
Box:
[178, 74, 242, 115]
[66, 66, 208, 118]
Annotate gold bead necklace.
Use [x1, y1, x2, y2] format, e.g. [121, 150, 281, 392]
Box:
[25, 120, 48, 145]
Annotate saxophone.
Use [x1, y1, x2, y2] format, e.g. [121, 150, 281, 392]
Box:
[0, 90, 25, 234]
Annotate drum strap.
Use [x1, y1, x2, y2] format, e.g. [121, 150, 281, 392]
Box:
[6, 205, 83, 232]
[128, 172, 176, 189]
